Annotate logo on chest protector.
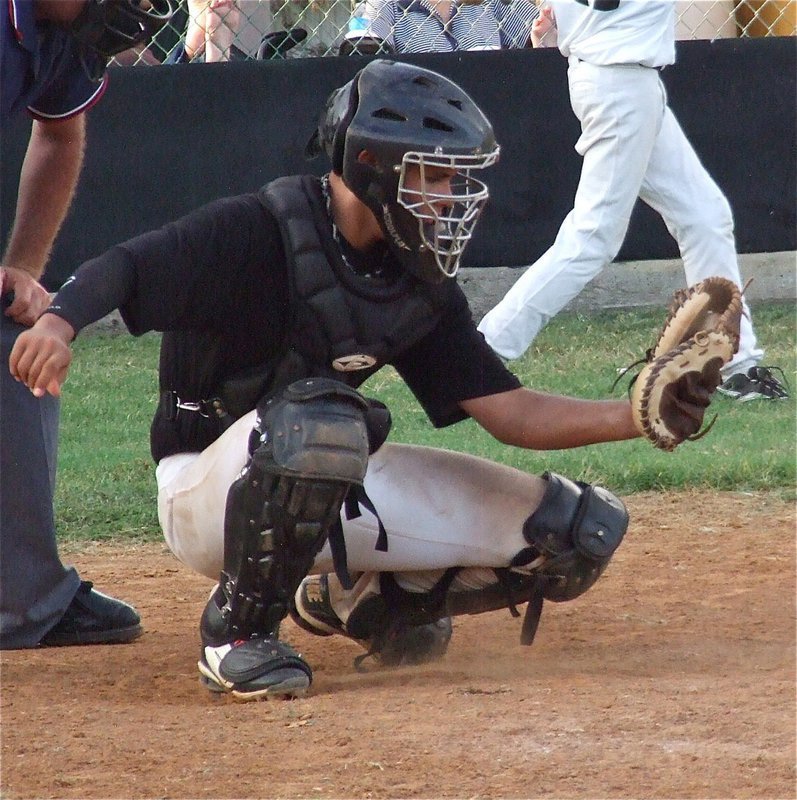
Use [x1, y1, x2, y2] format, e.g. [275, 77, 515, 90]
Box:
[332, 353, 378, 372]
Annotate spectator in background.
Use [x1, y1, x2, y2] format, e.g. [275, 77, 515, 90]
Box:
[184, 0, 241, 61]
[165, 0, 242, 62]
[529, 0, 554, 47]
[362, 0, 539, 53]
[0, 0, 171, 650]
[165, 0, 305, 63]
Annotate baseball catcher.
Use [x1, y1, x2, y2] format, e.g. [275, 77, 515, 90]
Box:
[10, 60, 729, 701]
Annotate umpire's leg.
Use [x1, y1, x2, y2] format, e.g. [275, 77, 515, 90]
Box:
[0, 316, 80, 648]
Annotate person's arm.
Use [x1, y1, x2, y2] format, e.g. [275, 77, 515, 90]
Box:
[393, 285, 636, 449]
[0, 267, 53, 327]
[530, 4, 556, 48]
[8, 242, 137, 397]
[460, 387, 639, 450]
[1, 115, 86, 324]
[185, 0, 241, 61]
[8, 312, 75, 398]
[3, 115, 85, 282]
[9, 193, 283, 398]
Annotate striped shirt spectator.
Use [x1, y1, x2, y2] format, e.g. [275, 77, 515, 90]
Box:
[365, 0, 539, 52]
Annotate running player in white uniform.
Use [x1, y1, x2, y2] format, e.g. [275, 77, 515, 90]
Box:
[478, 0, 788, 401]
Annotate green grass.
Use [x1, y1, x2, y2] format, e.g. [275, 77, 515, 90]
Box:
[58, 334, 161, 541]
[56, 302, 796, 542]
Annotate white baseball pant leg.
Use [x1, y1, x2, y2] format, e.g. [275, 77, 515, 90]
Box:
[478, 59, 761, 374]
[156, 409, 547, 587]
[635, 95, 762, 375]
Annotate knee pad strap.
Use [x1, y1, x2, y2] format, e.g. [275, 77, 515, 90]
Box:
[370, 569, 546, 648]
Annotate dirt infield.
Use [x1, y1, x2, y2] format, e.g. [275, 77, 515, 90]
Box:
[2, 491, 794, 800]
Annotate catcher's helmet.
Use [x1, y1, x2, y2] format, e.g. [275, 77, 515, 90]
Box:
[70, 0, 174, 82]
[309, 60, 499, 284]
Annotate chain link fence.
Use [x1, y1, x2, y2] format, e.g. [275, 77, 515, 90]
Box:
[117, 1, 796, 65]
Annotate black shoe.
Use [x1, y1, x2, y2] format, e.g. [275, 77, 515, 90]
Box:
[291, 574, 453, 669]
[290, 574, 347, 638]
[39, 581, 142, 646]
[717, 366, 790, 401]
[198, 637, 312, 700]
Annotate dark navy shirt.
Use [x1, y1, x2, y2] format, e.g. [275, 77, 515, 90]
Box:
[1, 0, 107, 122]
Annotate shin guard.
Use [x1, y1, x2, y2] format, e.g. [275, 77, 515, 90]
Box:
[217, 378, 370, 641]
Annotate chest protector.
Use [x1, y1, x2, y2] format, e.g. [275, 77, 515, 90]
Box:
[259, 175, 449, 387]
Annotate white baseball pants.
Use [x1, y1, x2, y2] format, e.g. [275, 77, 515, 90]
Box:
[156, 409, 547, 594]
[478, 59, 762, 375]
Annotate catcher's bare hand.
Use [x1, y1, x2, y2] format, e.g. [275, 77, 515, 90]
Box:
[9, 314, 75, 398]
[1, 266, 52, 326]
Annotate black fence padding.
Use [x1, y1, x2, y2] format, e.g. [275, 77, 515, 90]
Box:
[1, 38, 794, 290]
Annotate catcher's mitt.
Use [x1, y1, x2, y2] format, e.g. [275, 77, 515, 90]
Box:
[628, 276, 743, 451]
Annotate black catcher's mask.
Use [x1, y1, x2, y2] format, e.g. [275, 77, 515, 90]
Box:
[70, 0, 174, 82]
[307, 60, 499, 284]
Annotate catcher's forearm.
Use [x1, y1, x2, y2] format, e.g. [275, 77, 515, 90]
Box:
[463, 389, 639, 450]
[513, 395, 639, 450]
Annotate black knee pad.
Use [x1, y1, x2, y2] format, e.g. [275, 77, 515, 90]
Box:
[521, 472, 629, 602]
[252, 377, 371, 483]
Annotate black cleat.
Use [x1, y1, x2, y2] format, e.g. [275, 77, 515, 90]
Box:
[718, 366, 790, 401]
[198, 637, 312, 701]
[291, 574, 452, 669]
